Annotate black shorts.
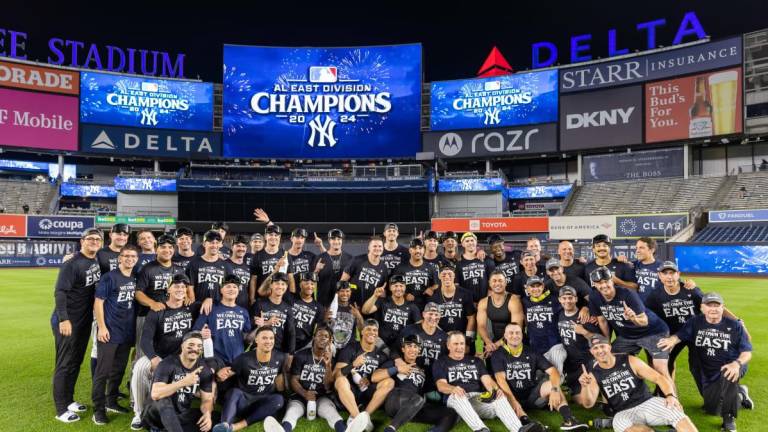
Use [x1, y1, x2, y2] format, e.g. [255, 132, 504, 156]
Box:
[513, 378, 548, 410]
[351, 381, 380, 406]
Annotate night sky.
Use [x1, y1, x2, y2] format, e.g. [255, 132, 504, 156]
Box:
[3, 1, 766, 82]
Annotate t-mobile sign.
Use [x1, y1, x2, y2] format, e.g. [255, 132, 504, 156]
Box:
[0, 87, 78, 150]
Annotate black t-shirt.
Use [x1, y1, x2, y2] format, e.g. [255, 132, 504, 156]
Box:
[592, 354, 651, 412]
[557, 310, 601, 370]
[492, 254, 520, 292]
[337, 341, 388, 380]
[432, 355, 489, 393]
[137, 261, 186, 316]
[381, 244, 410, 271]
[544, 275, 591, 306]
[141, 304, 195, 359]
[424, 254, 450, 275]
[562, 261, 587, 285]
[250, 248, 288, 289]
[290, 295, 326, 349]
[381, 359, 426, 393]
[171, 252, 195, 272]
[195, 243, 231, 261]
[427, 287, 476, 333]
[398, 324, 448, 370]
[290, 347, 331, 396]
[251, 297, 295, 353]
[455, 256, 495, 303]
[288, 250, 316, 288]
[186, 256, 231, 303]
[588, 286, 668, 339]
[522, 291, 562, 355]
[152, 355, 213, 415]
[137, 253, 157, 274]
[584, 259, 636, 287]
[312, 251, 353, 307]
[490, 346, 552, 397]
[344, 255, 388, 308]
[53, 252, 101, 324]
[645, 285, 703, 334]
[393, 261, 438, 310]
[227, 258, 252, 309]
[232, 349, 286, 395]
[96, 246, 120, 274]
[374, 298, 421, 346]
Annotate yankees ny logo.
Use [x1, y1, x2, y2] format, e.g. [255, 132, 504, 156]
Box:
[484, 107, 500, 125]
[141, 108, 159, 126]
[308, 115, 337, 147]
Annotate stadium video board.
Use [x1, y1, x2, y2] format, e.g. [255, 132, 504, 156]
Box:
[222, 44, 422, 159]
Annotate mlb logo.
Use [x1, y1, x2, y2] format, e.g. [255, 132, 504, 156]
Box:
[484, 81, 501, 91]
[469, 220, 480, 231]
[141, 82, 159, 92]
[309, 66, 338, 83]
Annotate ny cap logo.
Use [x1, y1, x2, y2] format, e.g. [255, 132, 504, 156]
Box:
[308, 115, 337, 147]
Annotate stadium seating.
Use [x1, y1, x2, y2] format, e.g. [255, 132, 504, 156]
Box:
[0, 179, 56, 214]
[692, 225, 768, 242]
[715, 171, 768, 210]
[564, 176, 727, 215]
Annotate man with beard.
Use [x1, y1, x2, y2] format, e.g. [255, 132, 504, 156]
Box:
[455, 232, 495, 303]
[373, 335, 460, 432]
[478, 270, 523, 359]
[173, 227, 196, 271]
[422, 230, 449, 273]
[227, 235, 252, 309]
[136, 229, 157, 273]
[433, 332, 535, 432]
[287, 228, 316, 290]
[52, 228, 103, 423]
[658, 293, 753, 432]
[187, 230, 232, 315]
[381, 223, 410, 271]
[313, 229, 353, 309]
[584, 235, 637, 290]
[520, 276, 567, 376]
[131, 274, 196, 430]
[428, 264, 476, 344]
[544, 258, 591, 321]
[510, 252, 545, 297]
[334, 319, 395, 432]
[342, 236, 389, 312]
[250, 225, 294, 299]
[290, 272, 326, 350]
[196, 222, 231, 260]
[362, 275, 421, 351]
[557, 240, 586, 284]
[487, 235, 520, 293]
[579, 335, 697, 432]
[265, 326, 358, 432]
[329, 281, 364, 353]
[393, 238, 438, 310]
[212, 327, 287, 432]
[252, 272, 296, 354]
[491, 323, 587, 431]
[143, 331, 215, 432]
[632, 238, 664, 302]
[440, 231, 460, 264]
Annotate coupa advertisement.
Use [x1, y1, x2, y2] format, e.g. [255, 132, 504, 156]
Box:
[222, 44, 422, 158]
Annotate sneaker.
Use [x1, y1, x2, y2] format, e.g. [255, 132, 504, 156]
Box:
[130, 414, 144, 430]
[92, 410, 108, 425]
[561, 416, 589, 431]
[67, 401, 87, 413]
[722, 415, 737, 432]
[519, 423, 545, 432]
[347, 412, 370, 432]
[740, 385, 754, 410]
[106, 403, 130, 414]
[55, 411, 80, 423]
[263, 416, 285, 432]
[212, 423, 234, 432]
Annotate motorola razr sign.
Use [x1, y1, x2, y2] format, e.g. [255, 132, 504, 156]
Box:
[423, 123, 557, 159]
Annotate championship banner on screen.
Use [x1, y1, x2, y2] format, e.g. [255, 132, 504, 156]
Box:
[430, 70, 558, 131]
[222, 44, 422, 159]
[0, 240, 77, 267]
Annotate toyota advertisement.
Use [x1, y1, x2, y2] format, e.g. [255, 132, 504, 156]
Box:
[430, 70, 558, 131]
[423, 123, 557, 159]
[0, 87, 79, 151]
[222, 44, 422, 159]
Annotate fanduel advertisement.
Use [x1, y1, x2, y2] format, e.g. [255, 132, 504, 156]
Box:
[559, 36, 742, 93]
[430, 70, 558, 131]
[80, 71, 214, 131]
[223, 44, 421, 158]
[583, 147, 684, 183]
[80, 124, 221, 158]
[27, 215, 95, 238]
[559, 85, 643, 151]
[423, 123, 557, 159]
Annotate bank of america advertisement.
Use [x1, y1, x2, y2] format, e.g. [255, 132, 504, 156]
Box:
[223, 44, 422, 158]
[430, 70, 558, 131]
[80, 72, 214, 131]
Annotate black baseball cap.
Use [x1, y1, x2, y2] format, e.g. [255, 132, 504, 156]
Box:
[558, 285, 578, 297]
[657, 261, 679, 272]
[487, 234, 505, 245]
[441, 231, 458, 242]
[439, 262, 456, 273]
[546, 258, 562, 270]
[300, 272, 318, 283]
[702, 292, 724, 305]
[525, 276, 544, 286]
[81, 228, 103, 240]
[203, 230, 222, 242]
[363, 318, 379, 329]
[589, 334, 611, 348]
[592, 234, 612, 246]
[384, 223, 399, 231]
[336, 280, 352, 291]
[521, 251, 535, 259]
[111, 223, 131, 234]
[409, 238, 424, 248]
[223, 274, 241, 286]
[401, 334, 421, 346]
[250, 233, 264, 241]
[424, 230, 438, 240]
[157, 234, 176, 247]
[232, 235, 250, 246]
[265, 225, 282, 235]
[171, 273, 190, 285]
[211, 221, 229, 232]
[174, 227, 193, 238]
[328, 229, 345, 239]
[389, 274, 406, 285]
[291, 228, 309, 238]
[271, 272, 289, 283]
[590, 266, 613, 283]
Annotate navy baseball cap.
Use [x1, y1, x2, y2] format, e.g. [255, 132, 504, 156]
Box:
[384, 223, 399, 231]
[233, 235, 250, 246]
[265, 225, 282, 235]
[546, 258, 562, 270]
[590, 266, 613, 283]
[211, 221, 229, 232]
[702, 292, 724, 305]
[300, 272, 318, 283]
[657, 261, 679, 272]
[174, 227, 193, 238]
[291, 228, 309, 238]
[525, 276, 544, 286]
[409, 238, 425, 248]
[203, 230, 222, 242]
[156, 234, 176, 247]
[171, 273, 190, 285]
[589, 334, 611, 348]
[328, 229, 345, 239]
[423, 231, 438, 240]
[592, 234, 612, 246]
[111, 223, 131, 234]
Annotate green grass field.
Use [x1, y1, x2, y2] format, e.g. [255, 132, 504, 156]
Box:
[3, 269, 763, 431]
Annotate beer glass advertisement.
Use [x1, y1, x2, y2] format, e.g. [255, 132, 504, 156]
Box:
[645, 67, 742, 143]
[222, 44, 422, 159]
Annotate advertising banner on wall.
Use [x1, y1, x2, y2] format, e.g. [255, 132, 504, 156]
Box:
[614, 213, 689, 238]
[26, 215, 95, 238]
[559, 36, 742, 93]
[79, 124, 221, 158]
[430, 70, 558, 131]
[673, 244, 768, 274]
[0, 214, 27, 238]
[80, 71, 213, 131]
[559, 85, 643, 151]
[431, 217, 549, 233]
[548, 215, 616, 240]
[0, 87, 78, 151]
[223, 44, 422, 159]
[583, 147, 684, 182]
[423, 123, 557, 159]
[0, 60, 80, 95]
[0, 240, 77, 267]
[709, 209, 768, 223]
[645, 67, 743, 143]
